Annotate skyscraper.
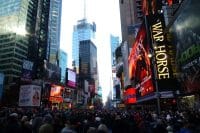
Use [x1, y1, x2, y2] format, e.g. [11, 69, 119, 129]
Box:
[119, 0, 143, 47]
[59, 49, 67, 83]
[47, 0, 62, 65]
[117, 0, 144, 93]
[110, 35, 120, 101]
[79, 40, 97, 98]
[72, 19, 96, 74]
[110, 35, 120, 67]
[0, 0, 62, 82]
[0, 0, 34, 83]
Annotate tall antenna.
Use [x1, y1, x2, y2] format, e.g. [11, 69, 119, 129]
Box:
[84, 0, 86, 19]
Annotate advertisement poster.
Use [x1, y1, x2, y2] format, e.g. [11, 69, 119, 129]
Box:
[123, 88, 136, 104]
[171, 0, 200, 93]
[129, 22, 154, 97]
[66, 68, 76, 88]
[21, 60, 33, 81]
[19, 85, 41, 107]
[49, 85, 64, 102]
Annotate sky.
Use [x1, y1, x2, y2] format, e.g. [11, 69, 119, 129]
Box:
[60, 0, 122, 104]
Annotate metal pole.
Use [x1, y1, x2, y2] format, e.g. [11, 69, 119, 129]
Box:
[154, 67, 161, 115]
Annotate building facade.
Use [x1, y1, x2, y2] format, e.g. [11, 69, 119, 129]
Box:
[110, 35, 120, 103]
[110, 35, 120, 67]
[117, 0, 145, 101]
[119, 0, 143, 47]
[59, 49, 67, 83]
[0, 0, 63, 105]
[47, 0, 62, 65]
[0, 0, 34, 83]
[79, 40, 97, 97]
[72, 19, 96, 74]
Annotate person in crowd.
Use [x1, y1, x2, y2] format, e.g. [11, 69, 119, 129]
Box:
[0, 106, 200, 133]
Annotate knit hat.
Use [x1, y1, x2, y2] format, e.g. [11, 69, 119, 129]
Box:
[39, 123, 53, 133]
[61, 127, 76, 133]
[10, 113, 18, 117]
[98, 124, 108, 133]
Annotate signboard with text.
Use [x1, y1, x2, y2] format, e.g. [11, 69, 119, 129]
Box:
[19, 85, 41, 107]
[123, 88, 136, 104]
[129, 22, 154, 97]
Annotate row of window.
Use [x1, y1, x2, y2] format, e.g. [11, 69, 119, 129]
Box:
[0, 58, 22, 65]
[0, 63, 21, 72]
[0, 0, 20, 17]
[3, 70, 21, 76]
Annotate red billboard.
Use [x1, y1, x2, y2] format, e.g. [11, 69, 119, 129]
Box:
[128, 23, 154, 97]
[49, 85, 64, 102]
[142, 0, 162, 15]
[123, 88, 136, 104]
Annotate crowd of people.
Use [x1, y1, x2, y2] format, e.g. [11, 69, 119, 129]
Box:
[0, 106, 200, 133]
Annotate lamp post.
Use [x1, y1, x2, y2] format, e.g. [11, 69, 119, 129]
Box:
[148, 50, 161, 115]
[154, 63, 161, 115]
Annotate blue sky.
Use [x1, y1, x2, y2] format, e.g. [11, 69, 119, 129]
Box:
[60, 0, 121, 103]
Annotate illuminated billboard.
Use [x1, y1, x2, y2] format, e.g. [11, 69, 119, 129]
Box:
[128, 23, 154, 97]
[19, 85, 41, 107]
[145, 3, 180, 91]
[142, 0, 162, 15]
[170, 0, 200, 93]
[123, 88, 136, 104]
[21, 60, 34, 81]
[49, 84, 64, 103]
[66, 68, 76, 88]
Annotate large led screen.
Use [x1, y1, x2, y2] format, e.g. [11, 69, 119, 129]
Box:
[170, 0, 200, 93]
[66, 68, 76, 88]
[19, 85, 41, 107]
[49, 85, 64, 102]
[128, 23, 154, 97]
[123, 88, 136, 104]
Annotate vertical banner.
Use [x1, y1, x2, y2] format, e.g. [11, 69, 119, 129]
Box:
[129, 22, 154, 97]
[21, 60, 34, 81]
[149, 10, 179, 91]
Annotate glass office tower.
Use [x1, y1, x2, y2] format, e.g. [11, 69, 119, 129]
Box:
[79, 40, 97, 97]
[0, 0, 32, 83]
[110, 35, 120, 67]
[72, 19, 96, 74]
[0, 0, 53, 81]
[47, 0, 62, 65]
[59, 49, 67, 83]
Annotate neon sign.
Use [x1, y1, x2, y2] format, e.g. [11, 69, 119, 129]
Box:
[152, 20, 170, 79]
